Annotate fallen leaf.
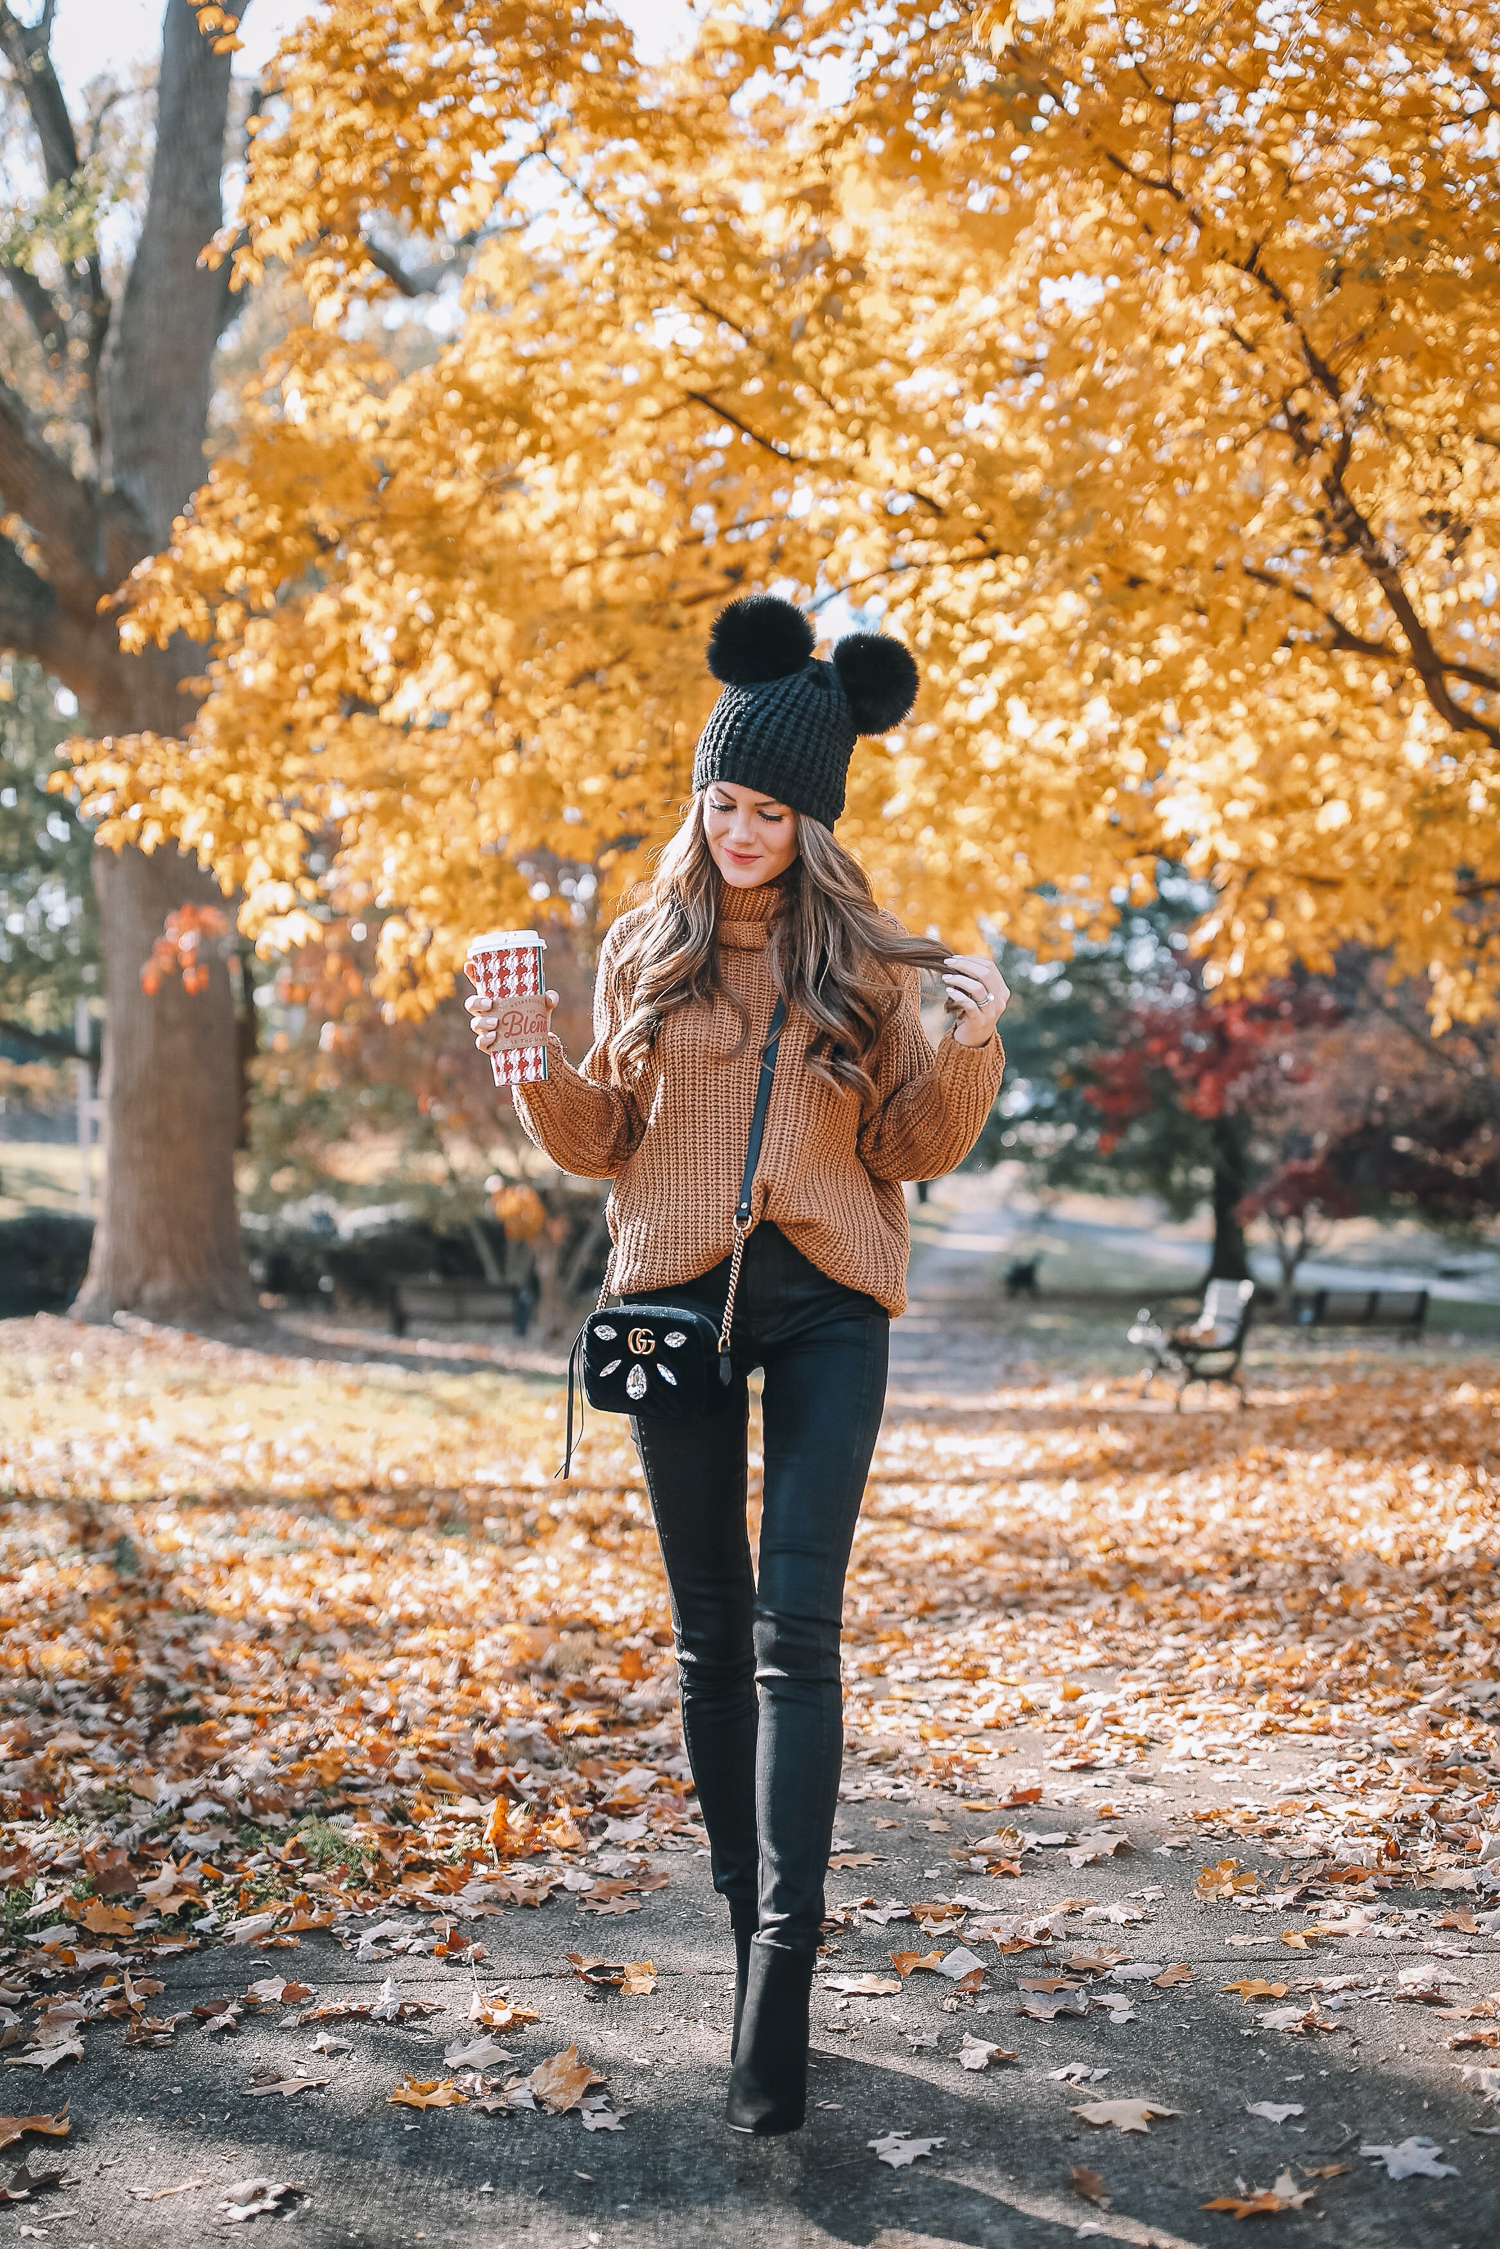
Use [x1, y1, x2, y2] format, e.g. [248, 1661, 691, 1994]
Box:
[565, 1954, 628, 1988]
[826, 1974, 903, 1997]
[1018, 1990, 1089, 2020]
[1066, 1830, 1130, 1867]
[73, 1900, 138, 1936]
[388, 2076, 467, 2110]
[828, 1854, 883, 1869]
[1203, 2169, 1316, 2217]
[126, 2014, 181, 2048]
[621, 1961, 657, 1996]
[1071, 2165, 1111, 2207]
[958, 2035, 1016, 2071]
[1256, 2006, 1342, 2037]
[1246, 2102, 1305, 2123]
[1072, 2100, 1182, 2134]
[868, 2131, 944, 2168]
[1224, 1980, 1289, 2002]
[443, 2036, 516, 2070]
[310, 2031, 349, 2055]
[0, 2113, 67, 2153]
[1198, 1860, 1261, 1901]
[125, 2179, 206, 2202]
[580, 2105, 626, 2132]
[2, 2043, 81, 2074]
[468, 1991, 540, 2032]
[0, 2160, 63, 2202]
[370, 1976, 403, 2023]
[529, 2045, 606, 2115]
[244, 2073, 330, 2099]
[1153, 1963, 1194, 1987]
[215, 2179, 303, 2223]
[1359, 2136, 1459, 2181]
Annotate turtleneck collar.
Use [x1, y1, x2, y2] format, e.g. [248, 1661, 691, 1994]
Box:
[715, 869, 791, 925]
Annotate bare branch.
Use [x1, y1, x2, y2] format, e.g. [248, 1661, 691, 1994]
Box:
[0, 2, 79, 189]
[0, 258, 70, 369]
[360, 236, 422, 299]
[0, 525, 64, 669]
[0, 377, 104, 607]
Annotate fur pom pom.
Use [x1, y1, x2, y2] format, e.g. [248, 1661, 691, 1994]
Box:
[832, 632, 919, 733]
[707, 594, 817, 686]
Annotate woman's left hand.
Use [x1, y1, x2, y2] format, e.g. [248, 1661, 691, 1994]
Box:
[942, 954, 1010, 1048]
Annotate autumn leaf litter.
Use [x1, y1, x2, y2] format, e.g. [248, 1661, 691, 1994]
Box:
[0, 1325, 1498, 2213]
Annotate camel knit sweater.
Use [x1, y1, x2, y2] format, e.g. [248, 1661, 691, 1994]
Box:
[514, 881, 1004, 1316]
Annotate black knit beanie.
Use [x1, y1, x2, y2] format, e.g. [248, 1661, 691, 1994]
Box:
[692, 594, 919, 828]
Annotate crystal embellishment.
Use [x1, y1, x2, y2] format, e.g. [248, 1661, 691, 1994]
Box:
[663, 1330, 687, 1348]
[626, 1364, 648, 1401]
[597, 1358, 621, 1378]
[594, 1323, 617, 1340]
[657, 1365, 678, 1386]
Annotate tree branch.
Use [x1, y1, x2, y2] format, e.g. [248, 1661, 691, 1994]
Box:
[0, 526, 64, 669]
[0, 257, 70, 370]
[0, 1, 111, 445]
[360, 236, 422, 298]
[0, 378, 104, 609]
[0, 1, 79, 190]
[1237, 563, 1500, 694]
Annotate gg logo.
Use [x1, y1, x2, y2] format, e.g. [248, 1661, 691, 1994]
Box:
[627, 1326, 656, 1357]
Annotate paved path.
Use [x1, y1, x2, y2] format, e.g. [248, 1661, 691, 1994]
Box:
[31, 1724, 1499, 2249]
[10, 1197, 1499, 2248]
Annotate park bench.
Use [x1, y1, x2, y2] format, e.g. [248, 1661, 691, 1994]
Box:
[1128, 1277, 1255, 1409]
[1290, 1285, 1428, 1338]
[388, 1275, 536, 1340]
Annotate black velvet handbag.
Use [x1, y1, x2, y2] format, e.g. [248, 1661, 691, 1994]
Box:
[559, 996, 786, 1478]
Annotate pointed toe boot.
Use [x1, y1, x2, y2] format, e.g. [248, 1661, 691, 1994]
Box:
[725, 1940, 814, 2135]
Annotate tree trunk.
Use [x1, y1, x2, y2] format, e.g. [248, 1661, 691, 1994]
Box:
[1207, 1110, 1252, 1281]
[72, 840, 255, 1322]
[533, 1228, 568, 1338]
[67, 2, 257, 1323]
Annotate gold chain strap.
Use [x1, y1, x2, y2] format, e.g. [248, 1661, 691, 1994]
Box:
[717, 1216, 751, 1357]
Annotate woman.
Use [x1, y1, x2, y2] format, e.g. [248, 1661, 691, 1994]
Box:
[468, 595, 1007, 2135]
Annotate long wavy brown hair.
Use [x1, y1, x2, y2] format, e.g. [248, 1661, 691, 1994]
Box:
[605, 798, 951, 1110]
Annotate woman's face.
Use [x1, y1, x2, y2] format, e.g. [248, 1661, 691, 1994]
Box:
[703, 782, 800, 889]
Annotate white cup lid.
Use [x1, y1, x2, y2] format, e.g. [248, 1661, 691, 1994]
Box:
[466, 929, 546, 953]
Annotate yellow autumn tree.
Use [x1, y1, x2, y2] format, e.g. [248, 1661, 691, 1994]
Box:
[68, 0, 1500, 1027]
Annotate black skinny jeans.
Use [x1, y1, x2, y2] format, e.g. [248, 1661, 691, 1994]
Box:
[627, 1225, 889, 1955]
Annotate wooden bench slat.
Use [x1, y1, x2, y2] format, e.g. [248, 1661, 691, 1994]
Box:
[1292, 1286, 1428, 1332]
[388, 1275, 534, 1338]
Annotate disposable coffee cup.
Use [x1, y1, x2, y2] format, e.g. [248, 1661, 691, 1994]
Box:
[465, 929, 549, 1089]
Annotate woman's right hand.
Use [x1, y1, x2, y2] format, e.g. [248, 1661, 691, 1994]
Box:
[466, 988, 559, 1055]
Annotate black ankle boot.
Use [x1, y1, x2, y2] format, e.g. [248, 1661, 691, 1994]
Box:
[730, 1915, 757, 2062]
[725, 1941, 814, 2135]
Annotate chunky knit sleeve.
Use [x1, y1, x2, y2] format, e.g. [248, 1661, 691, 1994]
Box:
[857, 969, 1004, 1184]
[512, 921, 646, 1178]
